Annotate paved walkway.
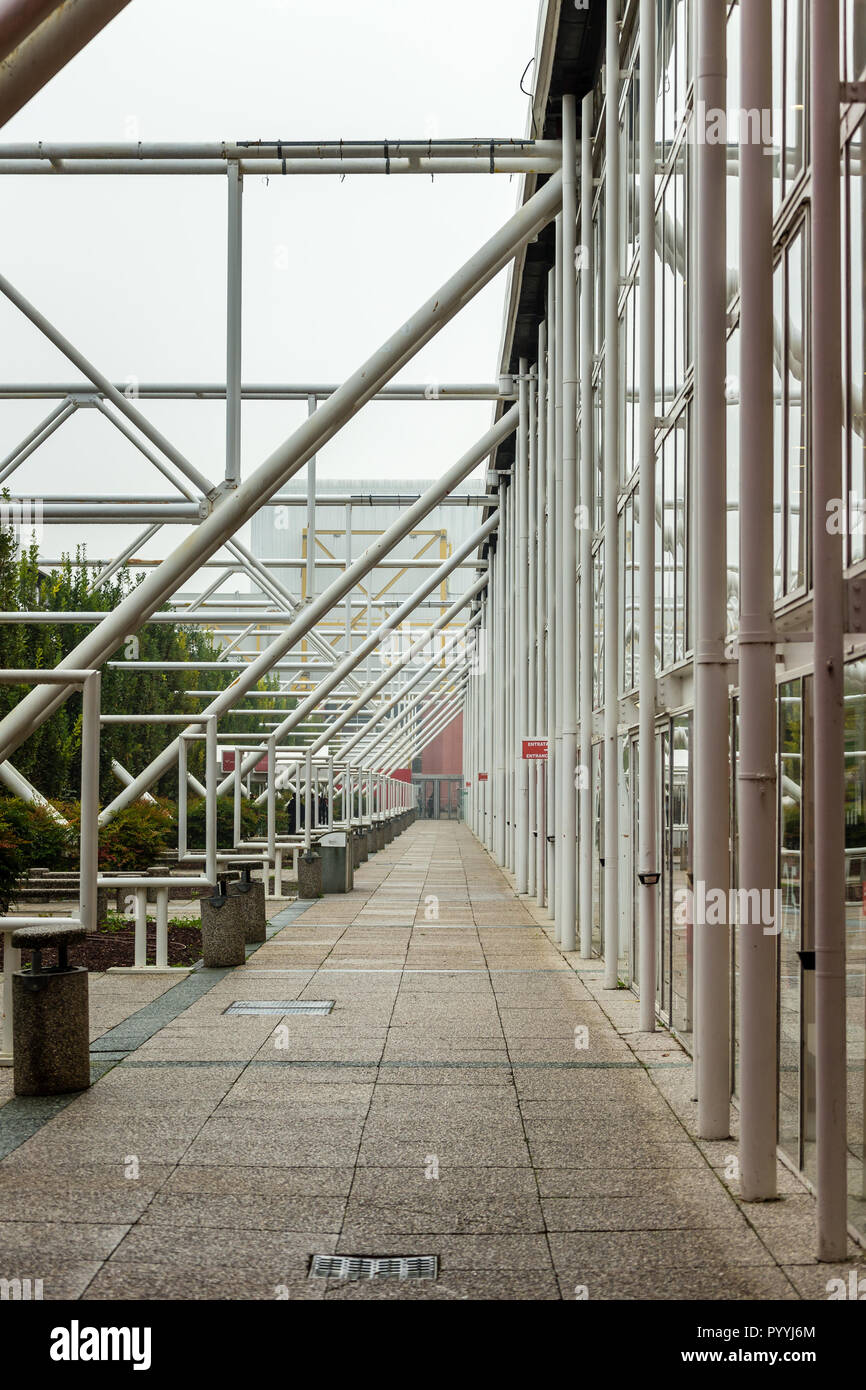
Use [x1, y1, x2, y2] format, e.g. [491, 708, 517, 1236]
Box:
[0, 821, 862, 1300]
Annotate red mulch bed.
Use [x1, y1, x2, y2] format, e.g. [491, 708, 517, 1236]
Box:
[0, 922, 202, 972]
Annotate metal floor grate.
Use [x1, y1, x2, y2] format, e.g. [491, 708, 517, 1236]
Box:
[309, 1255, 438, 1281]
[224, 1000, 334, 1016]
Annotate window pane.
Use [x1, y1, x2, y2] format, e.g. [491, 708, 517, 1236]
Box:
[773, 260, 785, 598]
[848, 124, 866, 566]
[786, 229, 807, 592]
[779, 680, 803, 1163]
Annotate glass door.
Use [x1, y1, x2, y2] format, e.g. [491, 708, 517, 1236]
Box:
[670, 713, 693, 1038]
[778, 678, 804, 1164]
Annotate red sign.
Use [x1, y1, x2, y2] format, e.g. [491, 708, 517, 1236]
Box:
[522, 738, 548, 760]
[221, 750, 268, 775]
[465, 781, 471, 789]
[478, 772, 488, 782]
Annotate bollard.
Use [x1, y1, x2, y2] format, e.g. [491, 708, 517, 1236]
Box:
[230, 864, 267, 944]
[11, 924, 90, 1096]
[298, 851, 323, 899]
[200, 877, 246, 967]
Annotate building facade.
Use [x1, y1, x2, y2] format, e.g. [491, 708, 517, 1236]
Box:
[463, 0, 866, 1251]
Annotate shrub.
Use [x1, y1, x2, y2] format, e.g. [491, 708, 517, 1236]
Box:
[186, 795, 258, 850]
[0, 830, 24, 912]
[98, 800, 175, 871]
[0, 796, 75, 869]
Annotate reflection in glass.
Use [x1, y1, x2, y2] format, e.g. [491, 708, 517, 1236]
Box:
[778, 680, 803, 1163]
[846, 124, 866, 567]
[844, 661, 866, 1238]
[670, 714, 693, 1036]
[786, 229, 806, 592]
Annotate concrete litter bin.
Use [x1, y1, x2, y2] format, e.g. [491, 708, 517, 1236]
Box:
[298, 850, 323, 899]
[230, 864, 267, 944]
[318, 831, 353, 894]
[200, 879, 246, 967]
[352, 828, 367, 867]
[11, 923, 90, 1096]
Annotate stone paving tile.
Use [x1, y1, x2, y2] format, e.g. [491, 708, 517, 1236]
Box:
[0, 821, 839, 1302]
[5, 1260, 108, 1300]
[160, 1164, 355, 1198]
[0, 1163, 170, 1224]
[534, 1166, 730, 1199]
[541, 1193, 744, 1231]
[332, 1231, 553, 1270]
[323, 1270, 560, 1299]
[340, 1197, 545, 1235]
[736, 1194, 862, 1266]
[0, 1220, 129, 1262]
[83, 1262, 326, 1300]
[555, 1267, 800, 1300]
[781, 1259, 866, 1299]
[110, 1223, 337, 1274]
[347, 1166, 538, 1200]
[356, 1136, 532, 1167]
[548, 1225, 775, 1272]
[139, 1193, 346, 1232]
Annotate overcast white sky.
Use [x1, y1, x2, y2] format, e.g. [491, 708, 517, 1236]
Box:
[0, 0, 539, 574]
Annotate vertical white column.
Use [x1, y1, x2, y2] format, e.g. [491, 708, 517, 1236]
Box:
[536, 322, 548, 906]
[508, 473, 517, 870]
[603, 0, 622, 990]
[559, 94, 579, 952]
[579, 90, 595, 959]
[638, 0, 659, 1032]
[810, 0, 848, 1259]
[528, 364, 538, 900]
[554, 212, 565, 939]
[225, 162, 243, 486]
[737, 0, 777, 1196]
[517, 359, 531, 893]
[545, 266, 558, 915]
[344, 502, 353, 652]
[694, 0, 731, 1136]
[494, 483, 507, 865]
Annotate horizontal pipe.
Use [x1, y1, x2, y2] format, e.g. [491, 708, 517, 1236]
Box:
[0, 156, 561, 176]
[0, 139, 562, 159]
[0, 382, 514, 401]
[11, 490, 498, 506]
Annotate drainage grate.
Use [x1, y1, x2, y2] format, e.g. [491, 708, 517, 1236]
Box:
[309, 1255, 438, 1282]
[224, 1000, 334, 1016]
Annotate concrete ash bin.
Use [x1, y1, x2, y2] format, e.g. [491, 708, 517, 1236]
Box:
[200, 879, 246, 967]
[230, 864, 267, 943]
[11, 924, 90, 1096]
[298, 850, 323, 899]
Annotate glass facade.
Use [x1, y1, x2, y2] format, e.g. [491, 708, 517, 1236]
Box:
[579, 0, 865, 1241]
